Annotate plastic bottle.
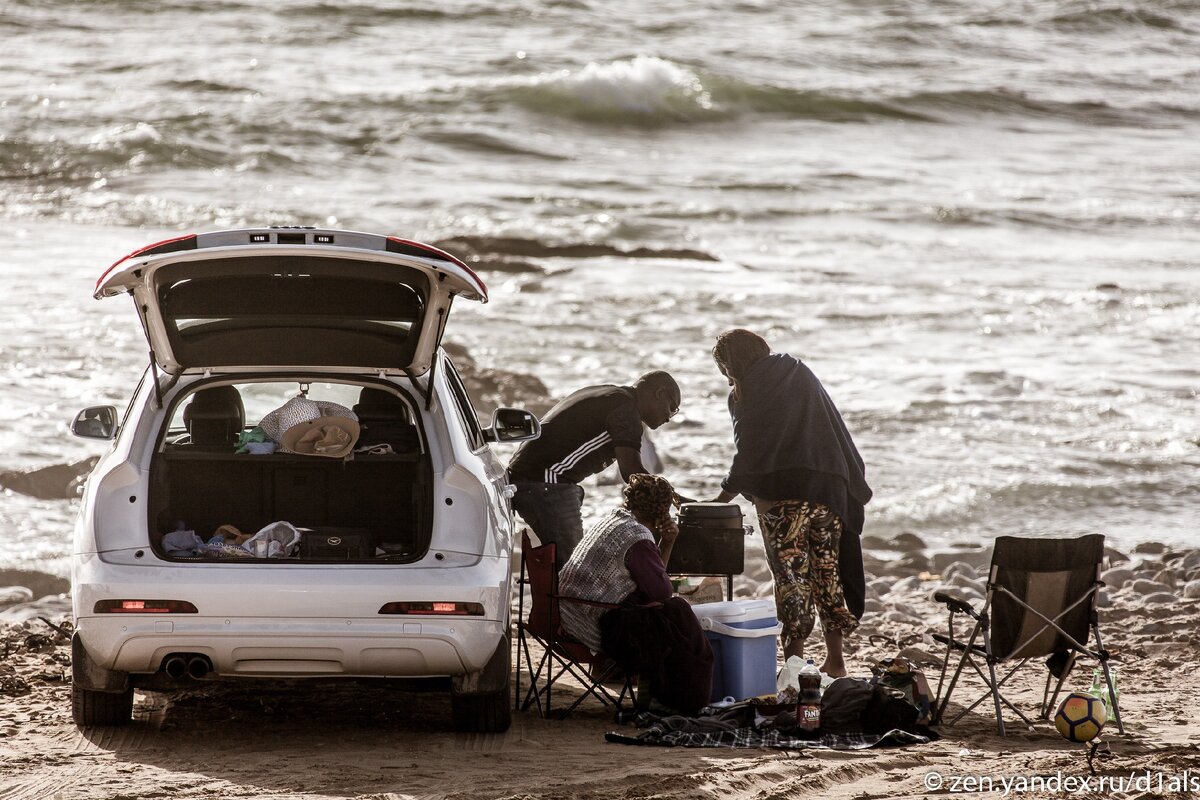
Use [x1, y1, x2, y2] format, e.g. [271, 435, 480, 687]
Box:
[797, 659, 822, 732]
[776, 655, 803, 703]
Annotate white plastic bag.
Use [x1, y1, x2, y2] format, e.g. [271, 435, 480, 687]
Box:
[242, 521, 301, 559]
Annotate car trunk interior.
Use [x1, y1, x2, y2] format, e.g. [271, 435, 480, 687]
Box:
[148, 381, 432, 563]
[152, 451, 431, 562]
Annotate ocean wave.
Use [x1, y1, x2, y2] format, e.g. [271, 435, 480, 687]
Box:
[484, 56, 1196, 127]
[499, 56, 726, 125]
[418, 128, 568, 160]
[160, 78, 256, 94]
[434, 235, 719, 262]
[1047, 6, 1190, 32]
[893, 88, 1177, 126]
[0, 120, 237, 185]
[286, 0, 502, 22]
[493, 56, 933, 125]
[878, 471, 1191, 528]
[964, 4, 1191, 31]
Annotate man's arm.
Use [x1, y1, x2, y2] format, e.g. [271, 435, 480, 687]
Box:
[614, 445, 650, 481]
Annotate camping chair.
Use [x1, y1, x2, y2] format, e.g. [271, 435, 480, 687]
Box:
[514, 531, 637, 718]
[931, 534, 1124, 737]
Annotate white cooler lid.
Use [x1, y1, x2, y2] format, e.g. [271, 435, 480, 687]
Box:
[689, 598, 777, 624]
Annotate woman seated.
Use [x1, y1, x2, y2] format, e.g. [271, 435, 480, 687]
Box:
[558, 473, 714, 715]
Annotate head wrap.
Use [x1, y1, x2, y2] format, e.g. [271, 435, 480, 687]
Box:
[622, 473, 680, 531]
[713, 329, 771, 382]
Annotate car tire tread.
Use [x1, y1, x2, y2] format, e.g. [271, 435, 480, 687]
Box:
[72, 685, 134, 727]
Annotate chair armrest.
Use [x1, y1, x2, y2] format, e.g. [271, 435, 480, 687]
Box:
[933, 590, 980, 618]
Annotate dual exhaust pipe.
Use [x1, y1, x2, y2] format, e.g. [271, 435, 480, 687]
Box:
[162, 654, 211, 680]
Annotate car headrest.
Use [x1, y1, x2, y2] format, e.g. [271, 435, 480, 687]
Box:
[353, 387, 409, 422]
[183, 385, 245, 446]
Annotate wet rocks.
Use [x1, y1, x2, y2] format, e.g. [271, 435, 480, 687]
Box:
[0, 587, 34, 608]
[0, 458, 99, 500]
[931, 548, 991, 572]
[886, 532, 926, 552]
[1130, 579, 1173, 596]
[0, 572, 70, 602]
[1101, 567, 1135, 588]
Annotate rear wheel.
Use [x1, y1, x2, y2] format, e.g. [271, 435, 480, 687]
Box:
[451, 683, 512, 732]
[450, 632, 512, 733]
[72, 685, 134, 727]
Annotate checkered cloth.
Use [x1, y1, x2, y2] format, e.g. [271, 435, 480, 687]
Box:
[605, 713, 931, 750]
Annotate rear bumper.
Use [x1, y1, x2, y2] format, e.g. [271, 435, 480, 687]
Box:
[72, 556, 511, 678]
[76, 615, 503, 678]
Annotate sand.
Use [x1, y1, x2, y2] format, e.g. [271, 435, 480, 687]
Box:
[1, 544, 1198, 800]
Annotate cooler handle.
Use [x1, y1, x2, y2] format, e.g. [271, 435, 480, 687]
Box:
[700, 619, 784, 638]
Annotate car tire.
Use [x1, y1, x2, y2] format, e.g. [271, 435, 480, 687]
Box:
[451, 683, 512, 733]
[450, 633, 512, 733]
[72, 685, 134, 727]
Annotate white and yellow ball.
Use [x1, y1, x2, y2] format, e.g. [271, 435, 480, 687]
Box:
[1054, 692, 1107, 742]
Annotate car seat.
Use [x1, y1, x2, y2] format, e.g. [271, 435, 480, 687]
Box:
[183, 385, 245, 446]
[353, 387, 418, 452]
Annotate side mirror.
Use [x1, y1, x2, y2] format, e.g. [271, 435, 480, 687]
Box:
[71, 406, 118, 440]
[488, 407, 540, 443]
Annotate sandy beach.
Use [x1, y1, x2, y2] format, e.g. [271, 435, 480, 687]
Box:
[3, 541, 1197, 800]
[4, 1, 1198, 797]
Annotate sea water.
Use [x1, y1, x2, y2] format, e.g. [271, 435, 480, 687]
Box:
[1, 0, 1197, 577]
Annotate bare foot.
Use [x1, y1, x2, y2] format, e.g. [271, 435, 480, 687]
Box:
[820, 660, 847, 678]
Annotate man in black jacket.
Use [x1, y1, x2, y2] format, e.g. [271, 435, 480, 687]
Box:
[507, 370, 680, 567]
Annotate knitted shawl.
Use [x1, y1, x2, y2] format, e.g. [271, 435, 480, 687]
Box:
[557, 509, 654, 652]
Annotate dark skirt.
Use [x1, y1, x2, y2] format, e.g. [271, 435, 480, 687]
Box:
[599, 596, 714, 716]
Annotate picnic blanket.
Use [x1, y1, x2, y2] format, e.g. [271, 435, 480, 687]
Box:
[604, 707, 935, 750]
[606, 724, 931, 750]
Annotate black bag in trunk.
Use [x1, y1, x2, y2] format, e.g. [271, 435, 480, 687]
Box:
[299, 527, 373, 560]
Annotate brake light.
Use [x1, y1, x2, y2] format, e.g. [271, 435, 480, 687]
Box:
[95, 233, 198, 293]
[385, 236, 488, 301]
[378, 601, 484, 616]
[94, 599, 199, 614]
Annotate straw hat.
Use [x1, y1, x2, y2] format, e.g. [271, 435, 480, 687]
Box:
[261, 396, 360, 458]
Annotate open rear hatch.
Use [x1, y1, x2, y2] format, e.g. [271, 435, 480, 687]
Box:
[95, 228, 487, 376]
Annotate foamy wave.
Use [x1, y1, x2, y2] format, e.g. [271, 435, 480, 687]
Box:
[88, 121, 163, 149]
[509, 56, 722, 124]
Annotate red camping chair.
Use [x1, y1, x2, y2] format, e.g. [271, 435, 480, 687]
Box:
[514, 531, 637, 718]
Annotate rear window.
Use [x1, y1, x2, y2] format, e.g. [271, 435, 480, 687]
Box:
[155, 255, 427, 368]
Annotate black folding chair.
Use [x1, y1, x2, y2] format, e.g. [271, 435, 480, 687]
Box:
[932, 534, 1124, 736]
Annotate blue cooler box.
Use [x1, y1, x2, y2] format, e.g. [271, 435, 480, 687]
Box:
[691, 598, 782, 702]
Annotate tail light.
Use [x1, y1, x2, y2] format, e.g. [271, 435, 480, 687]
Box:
[94, 599, 199, 613]
[378, 601, 484, 616]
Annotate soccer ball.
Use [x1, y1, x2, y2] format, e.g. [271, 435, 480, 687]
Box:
[1054, 692, 1107, 742]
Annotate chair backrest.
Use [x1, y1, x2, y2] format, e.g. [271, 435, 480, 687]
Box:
[987, 534, 1105, 660]
[183, 385, 245, 446]
[521, 530, 559, 640]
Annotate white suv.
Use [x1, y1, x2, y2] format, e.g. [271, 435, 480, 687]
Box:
[70, 227, 539, 732]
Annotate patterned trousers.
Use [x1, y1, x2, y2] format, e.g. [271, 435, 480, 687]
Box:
[758, 500, 859, 650]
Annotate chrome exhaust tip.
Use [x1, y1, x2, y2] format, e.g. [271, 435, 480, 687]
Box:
[185, 656, 210, 679]
[163, 655, 187, 679]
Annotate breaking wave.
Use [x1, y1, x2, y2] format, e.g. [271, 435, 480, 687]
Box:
[489, 56, 1195, 127]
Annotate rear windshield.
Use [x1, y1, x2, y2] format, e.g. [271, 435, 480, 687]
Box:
[155, 255, 427, 368]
